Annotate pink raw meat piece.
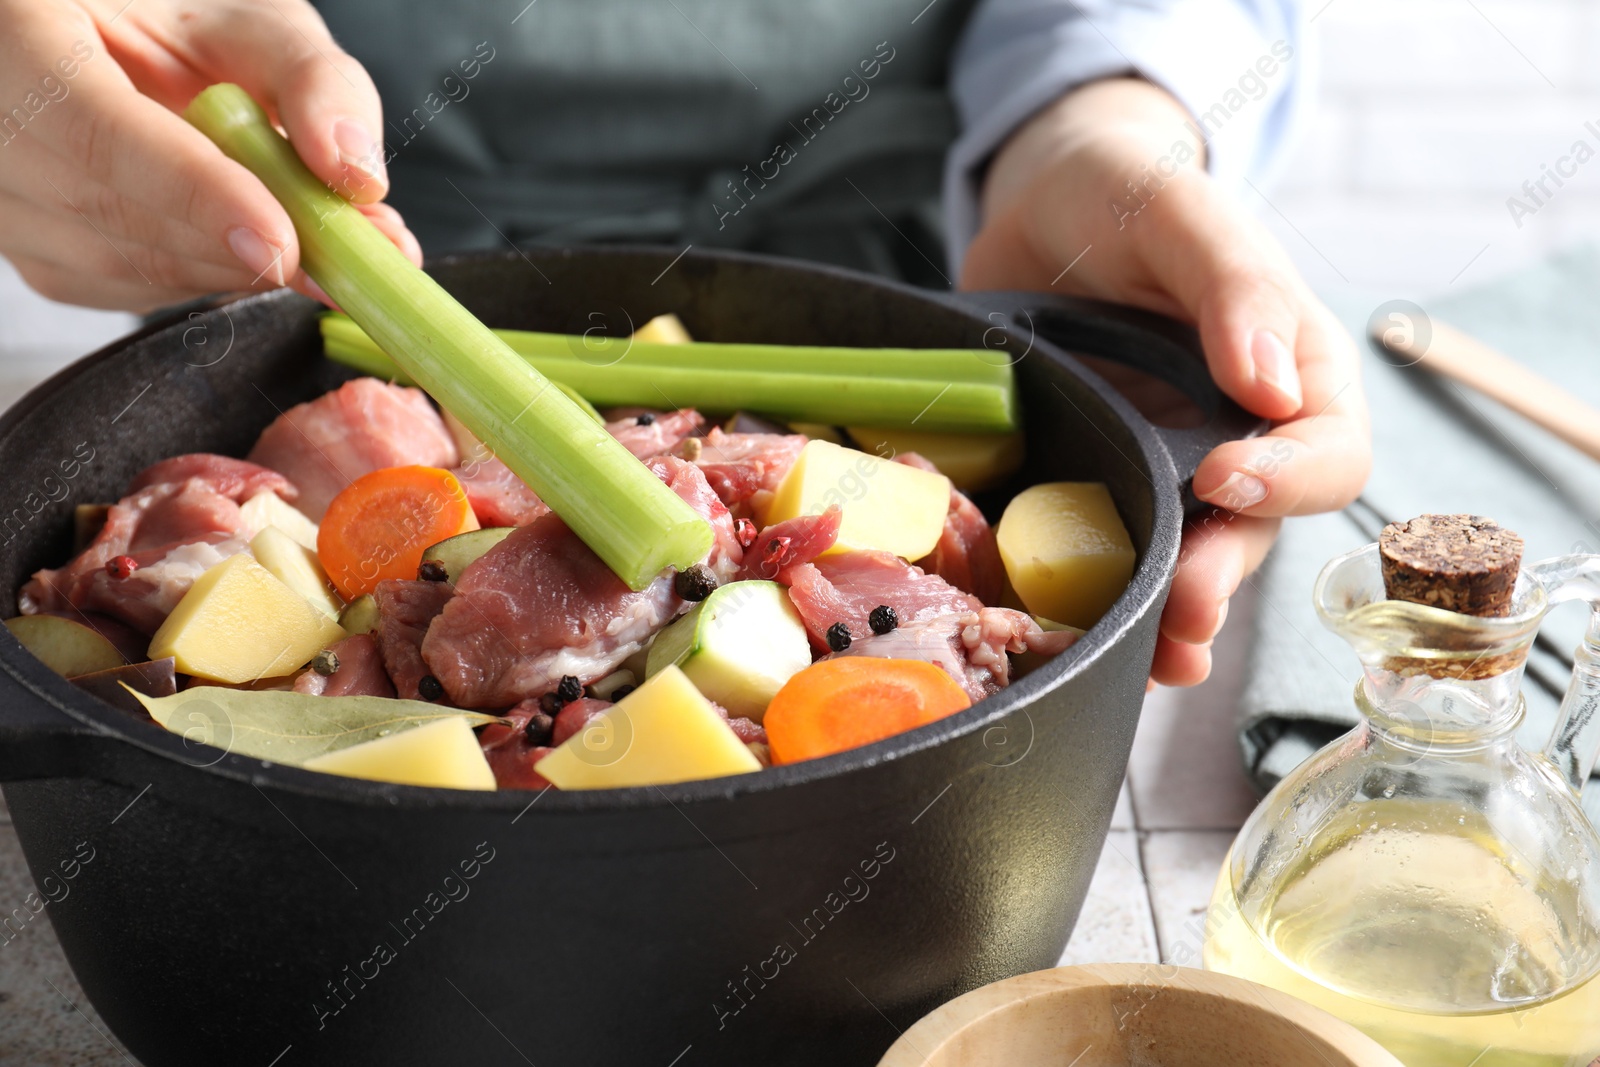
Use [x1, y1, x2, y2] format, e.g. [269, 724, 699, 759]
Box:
[828, 607, 1067, 701]
[478, 696, 613, 790]
[293, 634, 397, 698]
[736, 507, 841, 583]
[129, 454, 296, 502]
[550, 696, 615, 747]
[420, 456, 741, 708]
[373, 579, 454, 701]
[448, 409, 703, 528]
[19, 454, 293, 633]
[606, 409, 704, 460]
[453, 455, 549, 528]
[247, 378, 457, 520]
[784, 550, 981, 650]
[681, 427, 807, 507]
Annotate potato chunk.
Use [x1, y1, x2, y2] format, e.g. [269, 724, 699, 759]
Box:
[149, 554, 345, 683]
[4, 615, 127, 678]
[845, 426, 1024, 492]
[239, 490, 319, 552]
[534, 666, 761, 789]
[996, 482, 1134, 630]
[250, 526, 342, 619]
[304, 717, 495, 790]
[764, 439, 951, 561]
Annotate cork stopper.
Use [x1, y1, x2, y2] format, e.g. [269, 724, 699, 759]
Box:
[1379, 514, 1523, 617]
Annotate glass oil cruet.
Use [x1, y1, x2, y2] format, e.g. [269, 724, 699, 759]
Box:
[1203, 528, 1600, 1067]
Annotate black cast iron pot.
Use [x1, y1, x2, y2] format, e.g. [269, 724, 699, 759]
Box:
[0, 247, 1257, 1067]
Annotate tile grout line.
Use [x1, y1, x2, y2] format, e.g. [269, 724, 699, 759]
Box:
[1123, 768, 1168, 961]
[1134, 829, 1169, 963]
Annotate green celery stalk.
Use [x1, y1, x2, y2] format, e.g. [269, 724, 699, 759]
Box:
[323, 312, 1016, 387]
[186, 84, 710, 590]
[321, 316, 1018, 432]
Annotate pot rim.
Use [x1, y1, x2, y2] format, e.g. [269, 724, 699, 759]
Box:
[0, 245, 1182, 812]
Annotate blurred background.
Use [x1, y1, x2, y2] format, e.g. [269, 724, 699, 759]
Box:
[4, 0, 1598, 408]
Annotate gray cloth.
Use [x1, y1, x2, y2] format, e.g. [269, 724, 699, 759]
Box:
[313, 0, 976, 285]
[1239, 244, 1600, 823]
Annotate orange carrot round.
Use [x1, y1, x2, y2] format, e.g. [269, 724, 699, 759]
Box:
[764, 658, 972, 765]
[318, 466, 478, 599]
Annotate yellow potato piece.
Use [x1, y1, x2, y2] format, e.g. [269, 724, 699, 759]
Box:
[304, 717, 495, 790]
[996, 482, 1134, 630]
[149, 554, 345, 683]
[250, 526, 342, 619]
[630, 312, 693, 345]
[534, 665, 761, 789]
[239, 490, 319, 551]
[764, 439, 951, 561]
[845, 426, 1024, 492]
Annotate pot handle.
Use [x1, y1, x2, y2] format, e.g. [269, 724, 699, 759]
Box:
[949, 291, 1268, 517]
[0, 662, 117, 782]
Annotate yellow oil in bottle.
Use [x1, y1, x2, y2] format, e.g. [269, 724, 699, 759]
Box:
[1203, 802, 1600, 1067]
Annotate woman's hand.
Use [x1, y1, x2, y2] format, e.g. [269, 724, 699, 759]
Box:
[964, 78, 1370, 687]
[0, 0, 420, 311]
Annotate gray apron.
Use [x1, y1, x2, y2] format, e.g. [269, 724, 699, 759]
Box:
[314, 0, 978, 285]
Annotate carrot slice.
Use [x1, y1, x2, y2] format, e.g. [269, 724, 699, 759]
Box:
[764, 658, 972, 764]
[318, 466, 479, 599]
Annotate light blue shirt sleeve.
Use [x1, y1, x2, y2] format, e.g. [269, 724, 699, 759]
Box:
[943, 0, 1306, 272]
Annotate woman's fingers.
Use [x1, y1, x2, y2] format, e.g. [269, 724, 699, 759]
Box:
[361, 201, 424, 266]
[1150, 636, 1214, 689]
[1190, 302, 1370, 518]
[11, 19, 302, 293]
[1161, 513, 1281, 648]
[1154, 513, 1280, 686]
[177, 1, 390, 203]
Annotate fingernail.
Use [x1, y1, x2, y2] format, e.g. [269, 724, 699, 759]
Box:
[1250, 329, 1302, 409]
[1213, 599, 1230, 636]
[334, 120, 387, 189]
[226, 227, 285, 285]
[1201, 471, 1267, 511]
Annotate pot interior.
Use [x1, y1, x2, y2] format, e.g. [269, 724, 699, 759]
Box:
[0, 247, 1176, 802]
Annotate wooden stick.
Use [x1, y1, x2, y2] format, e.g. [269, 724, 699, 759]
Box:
[1372, 318, 1600, 464]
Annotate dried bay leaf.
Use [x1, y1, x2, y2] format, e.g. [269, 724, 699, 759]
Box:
[127, 685, 505, 765]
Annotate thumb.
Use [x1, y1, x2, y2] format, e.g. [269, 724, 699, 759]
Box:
[179, 1, 390, 204]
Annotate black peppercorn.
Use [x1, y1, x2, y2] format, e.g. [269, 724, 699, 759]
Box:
[418, 559, 449, 582]
[539, 692, 564, 717]
[524, 711, 555, 746]
[868, 605, 898, 635]
[609, 684, 636, 702]
[556, 675, 583, 703]
[636, 412, 656, 426]
[417, 675, 444, 701]
[674, 564, 717, 602]
[825, 622, 852, 652]
[311, 648, 341, 676]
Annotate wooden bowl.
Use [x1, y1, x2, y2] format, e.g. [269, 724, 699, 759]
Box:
[877, 964, 1405, 1067]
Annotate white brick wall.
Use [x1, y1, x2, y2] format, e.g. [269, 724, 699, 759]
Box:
[1, 2, 1590, 392]
[1265, 0, 1600, 296]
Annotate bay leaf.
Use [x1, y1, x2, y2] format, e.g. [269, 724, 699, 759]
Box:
[127, 685, 505, 765]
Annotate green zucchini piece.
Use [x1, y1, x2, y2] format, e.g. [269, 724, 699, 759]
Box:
[337, 594, 380, 636]
[644, 580, 810, 722]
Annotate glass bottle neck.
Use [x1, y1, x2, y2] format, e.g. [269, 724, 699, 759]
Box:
[1355, 673, 1527, 752]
